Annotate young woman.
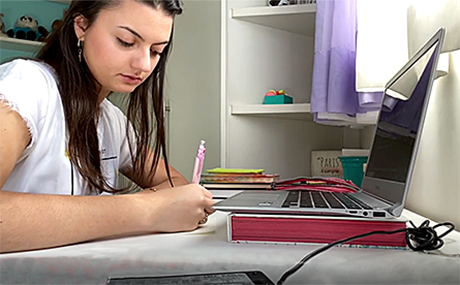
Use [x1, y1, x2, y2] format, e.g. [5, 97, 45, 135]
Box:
[0, 0, 214, 253]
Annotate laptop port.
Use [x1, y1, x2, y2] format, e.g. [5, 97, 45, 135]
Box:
[349, 211, 358, 214]
[373, 212, 386, 217]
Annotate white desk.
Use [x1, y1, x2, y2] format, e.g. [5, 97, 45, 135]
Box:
[1, 210, 459, 284]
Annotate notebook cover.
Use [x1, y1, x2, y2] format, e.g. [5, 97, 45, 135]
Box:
[228, 213, 408, 248]
[201, 173, 279, 184]
[206, 168, 265, 174]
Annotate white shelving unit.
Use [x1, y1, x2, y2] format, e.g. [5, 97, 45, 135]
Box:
[221, 0, 354, 178]
[0, 37, 43, 53]
[229, 4, 316, 121]
[232, 4, 316, 37]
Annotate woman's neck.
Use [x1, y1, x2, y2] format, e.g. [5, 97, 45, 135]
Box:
[98, 87, 111, 104]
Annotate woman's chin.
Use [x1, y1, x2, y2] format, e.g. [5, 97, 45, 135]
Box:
[111, 86, 138, 94]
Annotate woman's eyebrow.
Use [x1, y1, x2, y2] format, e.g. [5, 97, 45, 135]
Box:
[117, 25, 169, 46]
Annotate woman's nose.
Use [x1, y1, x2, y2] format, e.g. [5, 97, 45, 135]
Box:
[132, 49, 152, 72]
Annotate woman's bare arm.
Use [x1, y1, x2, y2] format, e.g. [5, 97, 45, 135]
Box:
[0, 102, 213, 253]
[0, 190, 151, 253]
[0, 101, 30, 187]
[0, 102, 210, 253]
[0, 102, 144, 253]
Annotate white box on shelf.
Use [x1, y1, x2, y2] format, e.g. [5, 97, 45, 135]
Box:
[341, 149, 370, 157]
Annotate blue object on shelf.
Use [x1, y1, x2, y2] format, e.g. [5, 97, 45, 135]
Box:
[263, 94, 293, 104]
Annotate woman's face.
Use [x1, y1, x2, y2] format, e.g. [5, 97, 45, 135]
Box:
[74, 0, 173, 99]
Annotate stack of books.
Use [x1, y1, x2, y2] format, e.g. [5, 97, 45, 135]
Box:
[201, 168, 279, 199]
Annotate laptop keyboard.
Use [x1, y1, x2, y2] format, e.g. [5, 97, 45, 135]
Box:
[281, 191, 373, 210]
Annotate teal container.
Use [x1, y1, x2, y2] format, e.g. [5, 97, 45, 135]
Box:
[339, 156, 368, 187]
[263, 94, 293, 104]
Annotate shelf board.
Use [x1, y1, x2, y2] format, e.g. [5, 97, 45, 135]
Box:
[48, 0, 71, 3]
[231, 4, 316, 37]
[231, 103, 313, 121]
[0, 37, 43, 53]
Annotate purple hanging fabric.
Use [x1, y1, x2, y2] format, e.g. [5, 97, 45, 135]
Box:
[311, 0, 379, 121]
[358, 91, 384, 110]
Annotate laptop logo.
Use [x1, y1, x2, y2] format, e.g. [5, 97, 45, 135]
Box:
[258, 201, 273, 206]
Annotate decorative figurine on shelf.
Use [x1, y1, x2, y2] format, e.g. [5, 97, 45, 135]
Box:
[39, 19, 62, 42]
[0, 13, 6, 37]
[265, 89, 286, 96]
[37, 25, 50, 42]
[268, 0, 289, 6]
[263, 89, 294, 104]
[6, 15, 48, 41]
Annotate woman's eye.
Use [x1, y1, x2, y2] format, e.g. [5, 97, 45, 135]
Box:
[151, 50, 162, 57]
[118, 38, 134, 47]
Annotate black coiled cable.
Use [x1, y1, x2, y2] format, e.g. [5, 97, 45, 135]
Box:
[406, 220, 454, 251]
[276, 220, 455, 285]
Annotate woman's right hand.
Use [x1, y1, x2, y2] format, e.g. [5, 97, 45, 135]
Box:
[134, 183, 215, 233]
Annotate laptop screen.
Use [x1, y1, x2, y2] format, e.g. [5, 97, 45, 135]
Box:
[362, 29, 444, 211]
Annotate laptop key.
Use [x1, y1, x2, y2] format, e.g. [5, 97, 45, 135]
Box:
[282, 191, 299, 207]
[344, 193, 373, 210]
[322, 192, 345, 209]
[311, 192, 329, 208]
[332, 192, 361, 209]
[299, 191, 313, 208]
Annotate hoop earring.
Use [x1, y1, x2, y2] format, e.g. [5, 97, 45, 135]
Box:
[77, 39, 82, 62]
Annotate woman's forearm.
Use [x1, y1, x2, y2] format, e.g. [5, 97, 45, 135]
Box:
[152, 175, 189, 190]
[0, 190, 149, 253]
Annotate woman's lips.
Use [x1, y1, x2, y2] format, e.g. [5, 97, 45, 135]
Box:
[120, 74, 142, 84]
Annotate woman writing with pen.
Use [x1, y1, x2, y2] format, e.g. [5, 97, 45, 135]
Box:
[0, 0, 214, 254]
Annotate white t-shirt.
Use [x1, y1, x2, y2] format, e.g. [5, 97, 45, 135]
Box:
[0, 59, 133, 195]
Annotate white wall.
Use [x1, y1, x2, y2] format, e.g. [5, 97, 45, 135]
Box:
[165, 0, 221, 180]
[405, 51, 460, 227]
[360, 52, 460, 227]
[109, 1, 221, 183]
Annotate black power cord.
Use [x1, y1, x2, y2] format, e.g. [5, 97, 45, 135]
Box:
[276, 220, 456, 285]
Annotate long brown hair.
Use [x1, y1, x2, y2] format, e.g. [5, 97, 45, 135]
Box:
[36, 0, 182, 194]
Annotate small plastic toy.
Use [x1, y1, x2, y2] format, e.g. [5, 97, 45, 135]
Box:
[263, 89, 293, 104]
[6, 15, 47, 41]
[0, 14, 6, 37]
[265, 89, 285, 96]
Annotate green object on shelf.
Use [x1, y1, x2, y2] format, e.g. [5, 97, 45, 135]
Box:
[206, 168, 265, 174]
[339, 156, 368, 187]
[263, 94, 293, 104]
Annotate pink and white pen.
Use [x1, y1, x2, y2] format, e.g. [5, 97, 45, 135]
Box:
[191, 140, 206, 184]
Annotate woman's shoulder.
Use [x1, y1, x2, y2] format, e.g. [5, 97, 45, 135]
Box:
[0, 59, 61, 120]
[0, 59, 57, 83]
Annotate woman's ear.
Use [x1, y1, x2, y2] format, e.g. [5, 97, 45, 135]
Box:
[74, 14, 88, 41]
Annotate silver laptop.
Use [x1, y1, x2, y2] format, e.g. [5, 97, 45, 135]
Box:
[214, 28, 445, 219]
